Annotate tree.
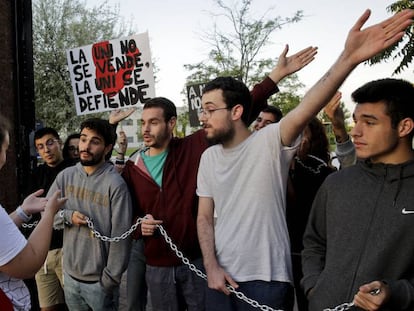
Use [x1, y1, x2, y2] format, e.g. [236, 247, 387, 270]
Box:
[184, 0, 303, 89]
[270, 74, 304, 115]
[367, 0, 414, 74]
[32, 0, 132, 133]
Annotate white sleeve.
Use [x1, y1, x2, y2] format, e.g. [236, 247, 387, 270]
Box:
[196, 150, 213, 198]
[0, 206, 27, 266]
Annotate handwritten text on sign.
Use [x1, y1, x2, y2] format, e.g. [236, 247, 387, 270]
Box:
[67, 32, 155, 115]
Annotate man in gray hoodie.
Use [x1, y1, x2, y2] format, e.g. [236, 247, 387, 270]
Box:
[49, 118, 132, 311]
[302, 78, 414, 310]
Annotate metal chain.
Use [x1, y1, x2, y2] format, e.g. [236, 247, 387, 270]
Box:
[157, 224, 281, 311]
[323, 302, 355, 311]
[86, 217, 280, 310]
[21, 220, 39, 228]
[295, 155, 328, 175]
[77, 216, 361, 311]
[86, 217, 142, 242]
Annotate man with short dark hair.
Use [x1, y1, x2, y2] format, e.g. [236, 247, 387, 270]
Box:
[49, 118, 132, 310]
[253, 105, 283, 130]
[26, 127, 76, 311]
[302, 78, 414, 310]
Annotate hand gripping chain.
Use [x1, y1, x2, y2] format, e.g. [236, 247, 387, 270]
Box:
[86, 216, 374, 311]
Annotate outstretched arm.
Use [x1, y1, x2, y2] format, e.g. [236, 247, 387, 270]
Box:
[1, 191, 67, 279]
[280, 9, 414, 146]
[9, 189, 47, 226]
[248, 45, 318, 124]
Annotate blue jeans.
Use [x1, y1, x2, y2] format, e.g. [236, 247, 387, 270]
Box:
[64, 272, 119, 311]
[126, 238, 147, 311]
[146, 258, 206, 311]
[205, 280, 294, 311]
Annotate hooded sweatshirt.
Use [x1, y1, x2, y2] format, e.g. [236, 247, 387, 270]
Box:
[49, 161, 132, 292]
[302, 159, 414, 311]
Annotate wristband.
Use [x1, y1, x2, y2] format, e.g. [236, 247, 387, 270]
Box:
[16, 206, 32, 222]
[115, 159, 125, 165]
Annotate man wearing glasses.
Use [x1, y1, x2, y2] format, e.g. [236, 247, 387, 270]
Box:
[23, 127, 77, 311]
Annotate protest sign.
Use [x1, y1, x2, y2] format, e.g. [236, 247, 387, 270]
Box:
[186, 82, 205, 127]
[67, 32, 155, 115]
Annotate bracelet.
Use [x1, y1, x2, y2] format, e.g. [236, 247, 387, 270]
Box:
[117, 152, 124, 156]
[16, 206, 32, 222]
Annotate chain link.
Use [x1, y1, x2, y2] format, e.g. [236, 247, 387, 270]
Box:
[323, 301, 354, 311]
[21, 220, 39, 228]
[86, 217, 142, 242]
[157, 224, 281, 311]
[78, 216, 356, 311]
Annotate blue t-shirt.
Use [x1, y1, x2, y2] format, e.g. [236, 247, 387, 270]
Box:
[141, 149, 168, 187]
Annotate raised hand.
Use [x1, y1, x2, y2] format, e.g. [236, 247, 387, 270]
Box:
[117, 130, 128, 155]
[109, 107, 137, 125]
[324, 92, 344, 127]
[343, 9, 414, 66]
[269, 44, 318, 83]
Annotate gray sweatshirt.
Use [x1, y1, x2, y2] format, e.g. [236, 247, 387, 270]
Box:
[302, 159, 414, 310]
[50, 161, 132, 292]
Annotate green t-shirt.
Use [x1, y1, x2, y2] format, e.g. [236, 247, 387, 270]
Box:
[141, 149, 168, 187]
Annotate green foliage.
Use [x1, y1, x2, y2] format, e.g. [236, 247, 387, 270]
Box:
[174, 111, 190, 138]
[269, 74, 304, 115]
[32, 0, 132, 133]
[181, 0, 305, 130]
[184, 0, 303, 88]
[367, 0, 414, 74]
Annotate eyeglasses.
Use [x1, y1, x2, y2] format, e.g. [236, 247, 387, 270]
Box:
[36, 138, 59, 151]
[198, 107, 230, 118]
[68, 146, 79, 152]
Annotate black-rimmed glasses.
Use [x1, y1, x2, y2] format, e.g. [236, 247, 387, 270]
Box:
[198, 107, 230, 118]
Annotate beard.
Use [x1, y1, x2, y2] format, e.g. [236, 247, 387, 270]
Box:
[205, 122, 235, 145]
[143, 128, 171, 148]
[80, 150, 105, 167]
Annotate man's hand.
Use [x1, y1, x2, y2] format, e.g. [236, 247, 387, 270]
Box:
[141, 214, 163, 236]
[117, 130, 128, 154]
[21, 189, 47, 215]
[72, 210, 88, 226]
[324, 91, 343, 127]
[324, 91, 350, 144]
[109, 107, 137, 125]
[206, 264, 239, 296]
[269, 45, 318, 84]
[45, 190, 67, 215]
[353, 281, 390, 311]
[343, 9, 414, 66]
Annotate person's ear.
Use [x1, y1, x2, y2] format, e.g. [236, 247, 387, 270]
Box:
[168, 117, 177, 131]
[231, 104, 244, 121]
[398, 117, 414, 138]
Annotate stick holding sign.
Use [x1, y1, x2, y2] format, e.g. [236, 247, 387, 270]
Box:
[67, 32, 155, 115]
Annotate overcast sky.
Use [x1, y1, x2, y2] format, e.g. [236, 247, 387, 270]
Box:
[89, 0, 413, 112]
